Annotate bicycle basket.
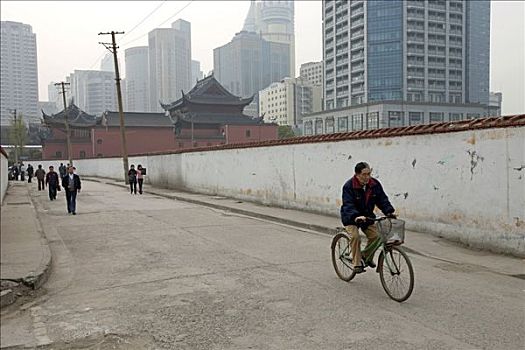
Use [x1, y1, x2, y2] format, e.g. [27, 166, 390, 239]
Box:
[377, 218, 405, 244]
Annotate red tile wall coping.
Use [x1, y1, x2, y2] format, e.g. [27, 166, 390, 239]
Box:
[80, 115, 525, 160]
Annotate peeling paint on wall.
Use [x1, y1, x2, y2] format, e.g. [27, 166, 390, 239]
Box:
[467, 150, 485, 180]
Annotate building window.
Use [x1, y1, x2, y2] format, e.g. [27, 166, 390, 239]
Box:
[466, 113, 480, 120]
[449, 113, 463, 121]
[326, 117, 335, 133]
[388, 111, 404, 127]
[338, 117, 348, 132]
[304, 121, 313, 135]
[315, 119, 324, 134]
[409, 112, 423, 125]
[352, 114, 363, 131]
[55, 151, 62, 158]
[97, 139, 103, 144]
[79, 151, 86, 159]
[430, 112, 444, 123]
[366, 112, 379, 129]
[245, 130, 251, 138]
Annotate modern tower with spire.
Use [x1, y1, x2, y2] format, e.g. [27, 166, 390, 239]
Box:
[242, 0, 295, 76]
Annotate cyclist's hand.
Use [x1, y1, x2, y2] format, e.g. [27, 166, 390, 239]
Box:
[355, 216, 367, 223]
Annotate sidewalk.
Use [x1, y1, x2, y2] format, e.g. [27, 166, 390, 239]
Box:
[88, 177, 525, 278]
[0, 181, 51, 308]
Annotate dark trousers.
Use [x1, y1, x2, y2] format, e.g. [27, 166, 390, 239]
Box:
[138, 179, 143, 194]
[130, 180, 137, 194]
[28, 175, 32, 183]
[37, 179, 44, 191]
[66, 190, 77, 213]
[49, 185, 57, 200]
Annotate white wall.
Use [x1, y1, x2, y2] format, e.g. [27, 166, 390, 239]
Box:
[49, 126, 525, 256]
[0, 150, 8, 205]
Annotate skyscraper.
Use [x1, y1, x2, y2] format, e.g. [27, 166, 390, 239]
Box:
[68, 70, 117, 116]
[0, 21, 39, 125]
[322, 0, 490, 110]
[100, 52, 115, 72]
[242, 0, 295, 75]
[191, 60, 203, 85]
[148, 19, 192, 112]
[125, 46, 149, 112]
[214, 31, 290, 99]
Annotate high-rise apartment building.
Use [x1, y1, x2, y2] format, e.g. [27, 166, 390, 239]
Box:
[322, 0, 490, 110]
[191, 60, 204, 85]
[148, 19, 192, 112]
[67, 70, 117, 116]
[125, 46, 149, 112]
[300, 61, 324, 86]
[100, 52, 115, 72]
[214, 31, 290, 99]
[243, 0, 295, 75]
[259, 77, 322, 128]
[0, 21, 39, 125]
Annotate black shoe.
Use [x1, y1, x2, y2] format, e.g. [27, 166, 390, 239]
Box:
[354, 266, 365, 274]
[365, 260, 376, 268]
[72, 212, 76, 215]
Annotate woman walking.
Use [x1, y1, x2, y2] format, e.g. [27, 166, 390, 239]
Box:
[137, 164, 145, 194]
[128, 165, 138, 195]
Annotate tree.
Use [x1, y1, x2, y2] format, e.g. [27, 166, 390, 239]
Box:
[278, 125, 295, 139]
[9, 112, 28, 164]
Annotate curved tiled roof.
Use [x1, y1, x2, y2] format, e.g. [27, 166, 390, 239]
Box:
[134, 114, 525, 156]
[42, 104, 98, 128]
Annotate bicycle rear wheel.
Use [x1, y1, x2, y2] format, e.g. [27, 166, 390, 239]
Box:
[331, 233, 356, 281]
[378, 246, 414, 302]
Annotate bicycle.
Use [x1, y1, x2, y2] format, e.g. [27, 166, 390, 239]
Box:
[330, 216, 415, 302]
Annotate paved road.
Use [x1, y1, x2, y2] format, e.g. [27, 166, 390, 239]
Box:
[1, 180, 524, 349]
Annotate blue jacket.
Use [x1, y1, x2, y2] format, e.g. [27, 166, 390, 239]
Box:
[340, 176, 395, 227]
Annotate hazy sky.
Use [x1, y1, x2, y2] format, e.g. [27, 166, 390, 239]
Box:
[1, 0, 523, 114]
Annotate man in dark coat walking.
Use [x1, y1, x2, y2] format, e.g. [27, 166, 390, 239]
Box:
[45, 165, 60, 200]
[62, 166, 81, 215]
[27, 164, 34, 183]
[34, 165, 46, 191]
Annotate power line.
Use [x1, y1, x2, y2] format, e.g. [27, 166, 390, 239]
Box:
[121, 0, 194, 47]
[86, 1, 167, 70]
[121, 0, 168, 40]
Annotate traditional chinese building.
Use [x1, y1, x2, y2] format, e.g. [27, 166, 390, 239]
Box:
[41, 75, 278, 160]
[41, 104, 97, 160]
[161, 74, 277, 148]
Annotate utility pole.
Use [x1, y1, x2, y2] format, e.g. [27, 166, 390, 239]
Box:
[55, 82, 73, 166]
[10, 109, 18, 164]
[99, 31, 129, 184]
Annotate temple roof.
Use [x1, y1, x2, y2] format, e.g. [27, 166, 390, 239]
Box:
[42, 103, 98, 128]
[161, 75, 254, 111]
[177, 112, 263, 126]
[100, 111, 172, 127]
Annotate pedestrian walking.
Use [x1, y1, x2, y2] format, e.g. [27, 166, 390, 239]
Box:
[12, 164, 19, 181]
[137, 164, 145, 194]
[45, 166, 60, 201]
[35, 165, 46, 191]
[62, 166, 81, 215]
[26, 164, 34, 183]
[128, 165, 138, 195]
[19, 163, 25, 181]
[59, 163, 67, 179]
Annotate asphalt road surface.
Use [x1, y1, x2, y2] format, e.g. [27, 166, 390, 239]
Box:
[1, 180, 524, 349]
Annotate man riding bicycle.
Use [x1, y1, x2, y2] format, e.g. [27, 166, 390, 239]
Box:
[340, 162, 396, 273]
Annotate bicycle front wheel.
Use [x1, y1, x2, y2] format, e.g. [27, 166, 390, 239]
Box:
[331, 233, 356, 282]
[378, 246, 414, 302]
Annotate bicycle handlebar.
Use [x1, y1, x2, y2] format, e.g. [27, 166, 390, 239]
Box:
[356, 215, 397, 223]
